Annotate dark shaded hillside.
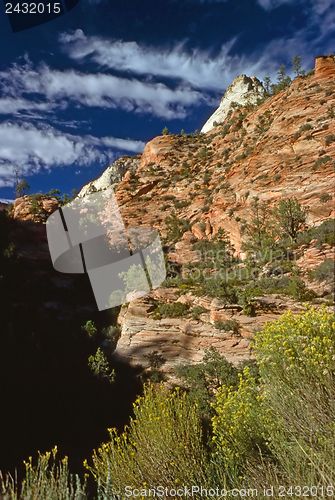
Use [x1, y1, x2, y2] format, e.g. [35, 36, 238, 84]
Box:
[0, 210, 142, 474]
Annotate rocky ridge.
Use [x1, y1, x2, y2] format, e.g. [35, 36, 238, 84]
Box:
[201, 74, 266, 133]
[107, 56, 335, 252]
[77, 156, 140, 197]
[109, 55, 335, 376]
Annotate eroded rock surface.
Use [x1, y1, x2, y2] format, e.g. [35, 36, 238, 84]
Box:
[80, 56, 335, 376]
[113, 290, 307, 376]
[201, 75, 265, 133]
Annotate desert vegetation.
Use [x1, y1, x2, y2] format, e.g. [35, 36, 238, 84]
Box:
[1, 309, 334, 498]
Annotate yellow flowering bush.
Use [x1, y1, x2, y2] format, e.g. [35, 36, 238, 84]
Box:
[0, 447, 86, 499]
[211, 368, 265, 477]
[251, 307, 335, 486]
[254, 307, 335, 378]
[88, 384, 210, 497]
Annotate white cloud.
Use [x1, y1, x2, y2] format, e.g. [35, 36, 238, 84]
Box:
[0, 97, 53, 115]
[313, 0, 335, 14]
[0, 122, 145, 187]
[60, 30, 260, 91]
[0, 62, 206, 120]
[96, 136, 145, 153]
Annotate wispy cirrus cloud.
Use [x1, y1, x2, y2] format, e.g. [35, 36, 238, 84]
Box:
[0, 122, 145, 187]
[59, 0, 334, 93]
[0, 97, 54, 115]
[94, 136, 145, 153]
[59, 30, 243, 91]
[0, 62, 206, 120]
[58, 29, 285, 89]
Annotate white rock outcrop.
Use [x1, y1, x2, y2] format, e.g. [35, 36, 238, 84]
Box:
[77, 156, 140, 197]
[201, 75, 266, 133]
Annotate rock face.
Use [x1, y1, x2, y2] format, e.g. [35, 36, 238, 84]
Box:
[296, 243, 335, 272]
[13, 196, 59, 222]
[315, 55, 335, 80]
[78, 156, 140, 197]
[201, 75, 265, 133]
[72, 56, 334, 377]
[113, 290, 306, 377]
[112, 57, 335, 255]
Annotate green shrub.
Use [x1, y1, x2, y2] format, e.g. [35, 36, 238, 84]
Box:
[174, 199, 190, 209]
[81, 319, 98, 339]
[15, 178, 30, 198]
[192, 231, 236, 269]
[292, 55, 305, 77]
[214, 319, 240, 334]
[296, 219, 335, 247]
[164, 213, 190, 243]
[190, 306, 207, 320]
[310, 259, 335, 287]
[243, 199, 277, 255]
[153, 301, 189, 319]
[176, 348, 240, 417]
[199, 147, 209, 159]
[299, 123, 313, 132]
[144, 350, 165, 369]
[274, 198, 307, 242]
[285, 276, 315, 301]
[197, 279, 239, 303]
[325, 134, 335, 146]
[242, 302, 256, 316]
[88, 348, 115, 383]
[313, 155, 332, 169]
[319, 193, 332, 203]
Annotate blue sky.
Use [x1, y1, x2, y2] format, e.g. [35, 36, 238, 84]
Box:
[0, 0, 334, 199]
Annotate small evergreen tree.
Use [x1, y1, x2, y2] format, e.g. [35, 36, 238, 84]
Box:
[15, 178, 30, 198]
[88, 348, 115, 383]
[272, 64, 292, 93]
[263, 75, 272, 95]
[162, 126, 169, 135]
[244, 199, 277, 255]
[274, 197, 307, 242]
[292, 55, 305, 77]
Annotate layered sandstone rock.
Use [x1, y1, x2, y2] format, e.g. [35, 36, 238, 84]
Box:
[76, 56, 334, 375]
[315, 55, 335, 80]
[113, 291, 307, 376]
[296, 243, 335, 271]
[113, 57, 334, 255]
